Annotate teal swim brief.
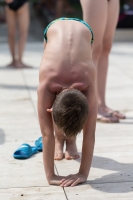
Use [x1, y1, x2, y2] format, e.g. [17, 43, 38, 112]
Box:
[44, 17, 94, 44]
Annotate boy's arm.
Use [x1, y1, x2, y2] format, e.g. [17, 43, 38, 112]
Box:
[79, 85, 97, 178]
[60, 83, 97, 187]
[37, 84, 65, 185]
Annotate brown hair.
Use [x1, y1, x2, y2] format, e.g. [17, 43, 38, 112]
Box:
[53, 89, 89, 137]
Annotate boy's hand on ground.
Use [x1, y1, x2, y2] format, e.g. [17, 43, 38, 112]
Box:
[48, 175, 66, 186]
[60, 173, 87, 187]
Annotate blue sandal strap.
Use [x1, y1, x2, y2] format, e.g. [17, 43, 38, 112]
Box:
[13, 143, 37, 159]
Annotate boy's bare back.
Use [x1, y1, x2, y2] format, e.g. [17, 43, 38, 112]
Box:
[39, 20, 95, 95]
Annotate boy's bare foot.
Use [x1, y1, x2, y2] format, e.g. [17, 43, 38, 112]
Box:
[54, 137, 64, 160]
[97, 105, 126, 123]
[65, 137, 80, 160]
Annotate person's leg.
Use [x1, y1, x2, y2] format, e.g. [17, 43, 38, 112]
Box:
[54, 123, 79, 160]
[0, 5, 6, 23]
[98, 0, 125, 119]
[80, 0, 108, 66]
[56, 0, 74, 18]
[16, 3, 31, 68]
[5, 6, 17, 67]
[80, 0, 120, 122]
[65, 137, 80, 160]
[54, 123, 65, 160]
[80, 0, 117, 122]
[65, 0, 74, 14]
[56, 0, 66, 18]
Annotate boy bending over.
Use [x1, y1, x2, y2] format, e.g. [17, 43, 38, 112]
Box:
[37, 18, 97, 187]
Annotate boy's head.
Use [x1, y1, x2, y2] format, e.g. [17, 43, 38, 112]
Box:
[53, 89, 89, 137]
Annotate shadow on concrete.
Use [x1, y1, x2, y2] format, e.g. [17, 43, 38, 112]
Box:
[0, 128, 5, 145]
[0, 83, 37, 90]
[126, 117, 133, 119]
[76, 155, 133, 193]
[89, 155, 133, 193]
[119, 117, 133, 124]
[119, 121, 133, 124]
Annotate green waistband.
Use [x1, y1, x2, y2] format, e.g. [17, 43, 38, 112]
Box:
[44, 17, 94, 44]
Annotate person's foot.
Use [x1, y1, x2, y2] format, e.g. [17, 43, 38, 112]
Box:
[97, 114, 119, 123]
[65, 137, 80, 160]
[6, 60, 32, 69]
[15, 61, 33, 69]
[97, 105, 126, 123]
[54, 136, 64, 160]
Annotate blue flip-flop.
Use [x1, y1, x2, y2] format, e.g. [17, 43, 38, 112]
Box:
[35, 137, 43, 151]
[13, 143, 38, 159]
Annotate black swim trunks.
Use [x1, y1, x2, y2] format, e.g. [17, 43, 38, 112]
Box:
[7, 0, 28, 11]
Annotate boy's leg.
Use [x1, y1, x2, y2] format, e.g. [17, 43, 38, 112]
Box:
[54, 123, 79, 160]
[54, 123, 65, 160]
[5, 6, 16, 67]
[16, 3, 31, 68]
[65, 137, 80, 160]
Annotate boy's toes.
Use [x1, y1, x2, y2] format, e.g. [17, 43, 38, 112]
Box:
[54, 153, 64, 160]
[65, 153, 80, 160]
[65, 154, 72, 160]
